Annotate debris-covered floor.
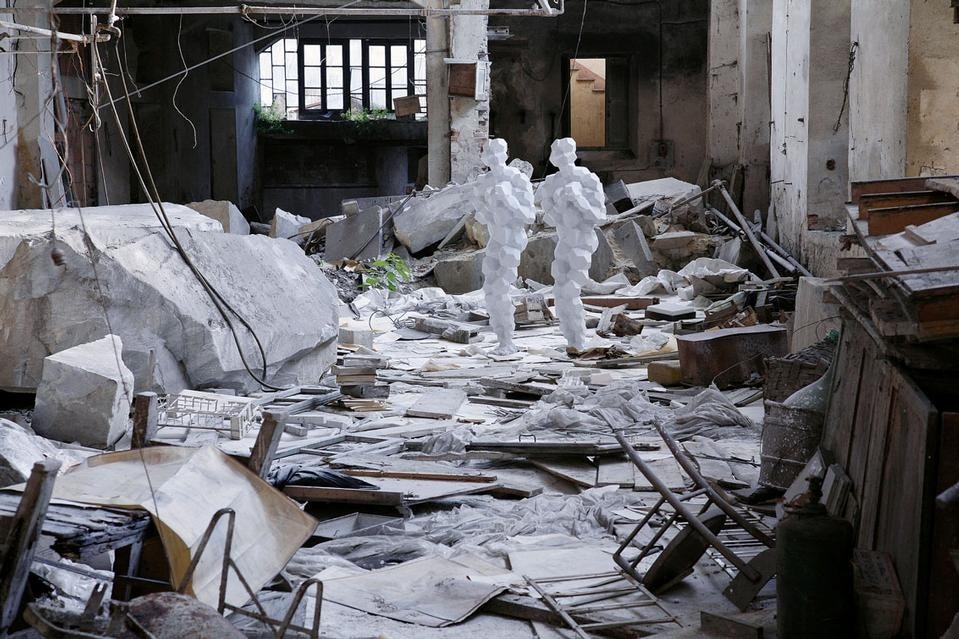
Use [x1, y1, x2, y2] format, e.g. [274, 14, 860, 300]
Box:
[0, 173, 859, 638]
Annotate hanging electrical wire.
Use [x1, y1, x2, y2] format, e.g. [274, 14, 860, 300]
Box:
[172, 14, 198, 149]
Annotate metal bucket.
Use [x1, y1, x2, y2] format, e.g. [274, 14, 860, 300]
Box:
[759, 400, 825, 490]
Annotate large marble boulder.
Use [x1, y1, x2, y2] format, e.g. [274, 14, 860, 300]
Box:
[0, 204, 339, 395]
[184, 200, 251, 235]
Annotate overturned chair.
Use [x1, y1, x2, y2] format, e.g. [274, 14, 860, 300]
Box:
[613, 423, 777, 610]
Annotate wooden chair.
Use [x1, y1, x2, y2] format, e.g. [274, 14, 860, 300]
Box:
[0, 459, 61, 637]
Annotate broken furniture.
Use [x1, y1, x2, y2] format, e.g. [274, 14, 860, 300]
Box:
[523, 569, 680, 638]
[613, 426, 776, 610]
[0, 460, 60, 636]
[159, 390, 259, 440]
[676, 325, 788, 388]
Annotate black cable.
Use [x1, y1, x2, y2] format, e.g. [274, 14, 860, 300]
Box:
[94, 37, 283, 391]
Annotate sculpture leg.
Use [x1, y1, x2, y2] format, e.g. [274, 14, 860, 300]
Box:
[551, 255, 588, 350]
[482, 250, 518, 355]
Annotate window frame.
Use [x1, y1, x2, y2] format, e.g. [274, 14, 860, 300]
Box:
[280, 37, 423, 119]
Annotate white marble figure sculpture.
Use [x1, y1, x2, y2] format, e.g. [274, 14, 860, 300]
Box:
[473, 138, 535, 355]
[538, 138, 606, 351]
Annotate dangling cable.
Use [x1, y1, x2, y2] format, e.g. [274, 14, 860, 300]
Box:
[172, 14, 198, 149]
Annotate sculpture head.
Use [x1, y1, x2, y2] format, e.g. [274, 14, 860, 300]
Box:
[549, 138, 577, 171]
[482, 138, 509, 169]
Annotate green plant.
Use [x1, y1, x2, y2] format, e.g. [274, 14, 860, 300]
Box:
[342, 107, 392, 124]
[361, 253, 412, 292]
[253, 103, 290, 134]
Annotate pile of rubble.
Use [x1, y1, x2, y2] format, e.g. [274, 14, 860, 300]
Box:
[0, 161, 855, 638]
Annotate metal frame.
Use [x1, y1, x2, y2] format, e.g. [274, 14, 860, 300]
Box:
[523, 569, 679, 639]
[38, 3, 566, 18]
[612, 425, 776, 607]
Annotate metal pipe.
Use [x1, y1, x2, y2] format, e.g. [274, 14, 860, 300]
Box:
[43, 4, 563, 17]
[713, 180, 782, 279]
[0, 18, 109, 43]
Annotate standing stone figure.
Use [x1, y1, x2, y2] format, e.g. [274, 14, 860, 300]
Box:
[538, 138, 606, 351]
[473, 138, 535, 355]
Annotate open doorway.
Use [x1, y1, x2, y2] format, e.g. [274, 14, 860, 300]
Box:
[569, 58, 606, 147]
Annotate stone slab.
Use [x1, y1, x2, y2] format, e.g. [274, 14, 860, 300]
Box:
[611, 219, 657, 275]
[185, 200, 250, 235]
[32, 335, 134, 448]
[434, 249, 485, 294]
[676, 325, 788, 389]
[326, 206, 388, 261]
[394, 184, 475, 254]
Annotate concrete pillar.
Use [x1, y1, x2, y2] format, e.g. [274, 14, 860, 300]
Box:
[806, 0, 851, 228]
[12, 0, 56, 209]
[426, 0, 451, 186]
[848, 0, 909, 182]
[736, 0, 772, 217]
[449, 0, 490, 184]
[707, 0, 741, 171]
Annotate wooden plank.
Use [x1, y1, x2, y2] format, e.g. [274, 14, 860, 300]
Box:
[596, 457, 634, 488]
[874, 368, 938, 638]
[131, 392, 159, 449]
[284, 485, 405, 506]
[342, 469, 497, 483]
[0, 460, 60, 634]
[247, 411, 284, 479]
[858, 190, 952, 220]
[578, 296, 659, 310]
[925, 176, 959, 199]
[867, 202, 959, 236]
[529, 458, 598, 488]
[850, 176, 959, 202]
[929, 412, 959, 637]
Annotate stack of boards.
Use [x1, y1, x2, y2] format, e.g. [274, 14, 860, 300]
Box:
[334, 353, 390, 411]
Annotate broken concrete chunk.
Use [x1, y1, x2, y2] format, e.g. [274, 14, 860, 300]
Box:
[0, 419, 73, 487]
[652, 230, 699, 251]
[339, 326, 374, 349]
[647, 360, 683, 386]
[0, 206, 339, 395]
[605, 180, 636, 213]
[434, 249, 485, 294]
[610, 219, 657, 275]
[32, 335, 134, 448]
[270, 208, 311, 240]
[393, 184, 475, 253]
[626, 177, 702, 209]
[184, 200, 250, 235]
[325, 206, 389, 261]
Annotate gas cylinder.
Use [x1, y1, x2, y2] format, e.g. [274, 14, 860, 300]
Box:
[776, 477, 855, 638]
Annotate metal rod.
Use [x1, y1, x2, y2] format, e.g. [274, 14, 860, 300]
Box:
[0, 18, 109, 42]
[824, 264, 959, 283]
[713, 180, 781, 279]
[614, 432, 759, 579]
[708, 206, 811, 277]
[651, 422, 776, 549]
[43, 4, 563, 17]
[524, 577, 592, 639]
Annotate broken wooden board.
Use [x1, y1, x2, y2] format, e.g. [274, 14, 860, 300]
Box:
[528, 457, 598, 488]
[579, 295, 660, 310]
[286, 475, 501, 505]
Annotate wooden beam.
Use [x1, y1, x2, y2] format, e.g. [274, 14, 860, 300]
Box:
[248, 411, 285, 480]
[0, 459, 61, 635]
[131, 392, 159, 449]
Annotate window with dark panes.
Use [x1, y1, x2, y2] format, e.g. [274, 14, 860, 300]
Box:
[258, 37, 426, 119]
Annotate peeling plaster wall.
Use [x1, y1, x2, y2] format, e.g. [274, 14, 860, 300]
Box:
[905, 0, 959, 176]
[489, 0, 709, 184]
[450, 0, 490, 184]
[848, 0, 909, 182]
[708, 0, 740, 169]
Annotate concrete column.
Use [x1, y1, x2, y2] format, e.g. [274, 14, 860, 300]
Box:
[707, 0, 741, 172]
[426, 0, 451, 186]
[12, 0, 56, 208]
[736, 0, 772, 217]
[806, 0, 851, 228]
[449, 0, 490, 184]
[848, 0, 909, 182]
